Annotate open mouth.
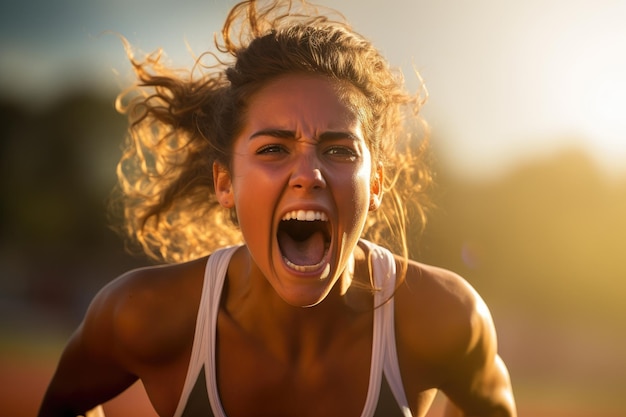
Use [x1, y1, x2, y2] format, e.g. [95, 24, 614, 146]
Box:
[277, 210, 331, 272]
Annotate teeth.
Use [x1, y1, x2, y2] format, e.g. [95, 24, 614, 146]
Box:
[283, 256, 327, 272]
[281, 210, 328, 222]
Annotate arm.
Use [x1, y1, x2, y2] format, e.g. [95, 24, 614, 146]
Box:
[396, 262, 516, 417]
[38, 259, 206, 417]
[439, 288, 516, 417]
[441, 355, 514, 417]
[38, 281, 138, 417]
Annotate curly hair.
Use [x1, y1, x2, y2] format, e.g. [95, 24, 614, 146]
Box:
[111, 0, 432, 264]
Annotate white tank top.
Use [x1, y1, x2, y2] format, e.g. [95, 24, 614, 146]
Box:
[173, 240, 412, 417]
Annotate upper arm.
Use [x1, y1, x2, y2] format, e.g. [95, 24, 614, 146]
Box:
[396, 263, 516, 417]
[38, 278, 139, 416]
[440, 294, 516, 416]
[38, 261, 204, 417]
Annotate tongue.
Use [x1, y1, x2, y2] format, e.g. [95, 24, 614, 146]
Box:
[278, 229, 326, 266]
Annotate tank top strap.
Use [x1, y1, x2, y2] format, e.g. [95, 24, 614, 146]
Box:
[359, 239, 412, 417]
[173, 245, 240, 417]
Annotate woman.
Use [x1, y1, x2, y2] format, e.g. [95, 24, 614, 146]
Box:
[39, 1, 516, 416]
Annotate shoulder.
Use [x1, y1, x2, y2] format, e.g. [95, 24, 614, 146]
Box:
[37, 256, 212, 414]
[392, 257, 516, 414]
[82, 256, 209, 368]
[392, 257, 496, 377]
[395, 258, 516, 416]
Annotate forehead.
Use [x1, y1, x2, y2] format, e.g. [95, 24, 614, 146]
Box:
[243, 74, 363, 131]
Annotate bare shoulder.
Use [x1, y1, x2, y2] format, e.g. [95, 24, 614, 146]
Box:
[38, 256, 211, 415]
[84, 256, 208, 367]
[393, 259, 490, 359]
[393, 257, 516, 415]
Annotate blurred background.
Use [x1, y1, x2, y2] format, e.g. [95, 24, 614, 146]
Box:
[1, 0, 625, 416]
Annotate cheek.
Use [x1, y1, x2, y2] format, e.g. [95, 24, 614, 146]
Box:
[341, 165, 373, 219]
[357, 157, 374, 195]
[230, 161, 283, 220]
[353, 169, 371, 198]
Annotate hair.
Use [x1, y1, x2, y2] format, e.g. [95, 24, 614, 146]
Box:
[111, 0, 433, 267]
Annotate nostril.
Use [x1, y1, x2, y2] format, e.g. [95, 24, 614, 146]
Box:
[289, 167, 326, 189]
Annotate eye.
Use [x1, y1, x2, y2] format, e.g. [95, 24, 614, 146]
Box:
[325, 146, 358, 161]
[256, 144, 288, 155]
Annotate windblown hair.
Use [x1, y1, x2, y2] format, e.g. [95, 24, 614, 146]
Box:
[112, 0, 432, 264]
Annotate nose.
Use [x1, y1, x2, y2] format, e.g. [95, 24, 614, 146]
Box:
[289, 151, 326, 191]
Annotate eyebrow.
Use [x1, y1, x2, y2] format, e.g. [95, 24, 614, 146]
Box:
[249, 129, 359, 141]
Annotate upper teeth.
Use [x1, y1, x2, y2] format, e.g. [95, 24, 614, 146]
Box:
[282, 210, 328, 222]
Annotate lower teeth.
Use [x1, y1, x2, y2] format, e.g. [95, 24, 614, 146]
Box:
[283, 256, 326, 272]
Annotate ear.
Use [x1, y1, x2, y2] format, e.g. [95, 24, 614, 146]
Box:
[213, 162, 234, 208]
[369, 163, 384, 212]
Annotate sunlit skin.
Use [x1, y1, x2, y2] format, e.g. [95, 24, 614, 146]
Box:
[214, 74, 377, 309]
[38, 73, 516, 417]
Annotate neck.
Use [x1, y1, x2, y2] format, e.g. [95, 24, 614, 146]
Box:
[222, 246, 372, 362]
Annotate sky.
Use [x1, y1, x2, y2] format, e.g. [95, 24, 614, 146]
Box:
[1, 0, 625, 180]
